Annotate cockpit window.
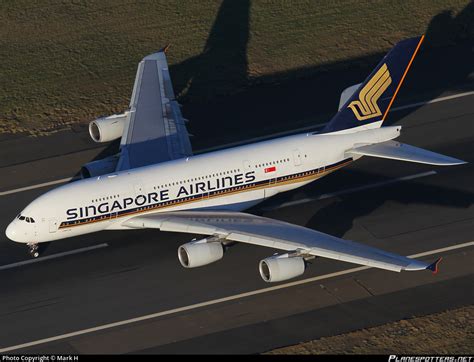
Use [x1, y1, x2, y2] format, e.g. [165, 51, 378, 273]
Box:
[17, 215, 35, 223]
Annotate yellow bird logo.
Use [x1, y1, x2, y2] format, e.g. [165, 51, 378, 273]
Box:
[348, 63, 392, 121]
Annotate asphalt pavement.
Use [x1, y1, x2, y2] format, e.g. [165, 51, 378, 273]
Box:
[0, 67, 472, 354]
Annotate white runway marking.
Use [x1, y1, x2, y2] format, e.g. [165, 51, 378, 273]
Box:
[0, 177, 77, 197]
[1, 240, 472, 352]
[390, 90, 474, 112]
[199, 90, 474, 153]
[263, 170, 437, 211]
[0, 243, 108, 271]
[0, 91, 472, 197]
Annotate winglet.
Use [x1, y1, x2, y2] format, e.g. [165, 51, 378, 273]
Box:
[426, 257, 443, 274]
[162, 44, 171, 54]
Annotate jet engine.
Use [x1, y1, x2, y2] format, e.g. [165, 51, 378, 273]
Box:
[89, 112, 128, 143]
[80, 154, 119, 178]
[178, 239, 224, 268]
[259, 254, 306, 282]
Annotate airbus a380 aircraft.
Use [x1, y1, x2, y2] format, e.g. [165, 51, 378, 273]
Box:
[6, 36, 466, 282]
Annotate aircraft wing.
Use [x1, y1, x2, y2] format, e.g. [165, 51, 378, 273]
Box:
[116, 48, 192, 171]
[123, 211, 438, 272]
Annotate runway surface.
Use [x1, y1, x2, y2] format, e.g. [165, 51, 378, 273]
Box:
[0, 69, 473, 353]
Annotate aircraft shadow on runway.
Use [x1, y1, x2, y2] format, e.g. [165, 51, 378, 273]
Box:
[67, 0, 473, 232]
[255, 165, 474, 239]
[79, 0, 473, 161]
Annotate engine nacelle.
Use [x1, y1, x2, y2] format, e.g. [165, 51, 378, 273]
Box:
[89, 112, 128, 143]
[80, 154, 119, 178]
[178, 239, 224, 268]
[259, 254, 306, 283]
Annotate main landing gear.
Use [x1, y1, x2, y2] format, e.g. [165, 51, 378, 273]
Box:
[27, 243, 40, 258]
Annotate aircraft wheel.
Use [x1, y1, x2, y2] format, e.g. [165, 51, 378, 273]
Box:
[27, 243, 40, 258]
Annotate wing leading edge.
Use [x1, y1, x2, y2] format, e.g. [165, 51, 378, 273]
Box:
[116, 48, 192, 171]
[123, 211, 436, 273]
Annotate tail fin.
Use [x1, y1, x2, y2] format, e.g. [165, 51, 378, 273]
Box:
[322, 36, 424, 134]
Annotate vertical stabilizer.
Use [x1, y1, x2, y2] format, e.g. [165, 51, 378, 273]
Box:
[322, 36, 424, 134]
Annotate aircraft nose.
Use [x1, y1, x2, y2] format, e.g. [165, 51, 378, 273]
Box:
[5, 221, 19, 242]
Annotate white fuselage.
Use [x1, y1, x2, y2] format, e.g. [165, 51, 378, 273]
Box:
[6, 126, 400, 244]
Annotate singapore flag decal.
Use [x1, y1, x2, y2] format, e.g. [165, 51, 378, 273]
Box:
[264, 166, 276, 173]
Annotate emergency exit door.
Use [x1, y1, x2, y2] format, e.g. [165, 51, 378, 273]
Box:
[293, 149, 302, 166]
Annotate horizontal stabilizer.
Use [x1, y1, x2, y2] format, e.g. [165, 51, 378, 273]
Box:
[346, 140, 467, 166]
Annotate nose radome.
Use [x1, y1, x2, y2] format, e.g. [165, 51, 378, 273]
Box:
[5, 221, 19, 242]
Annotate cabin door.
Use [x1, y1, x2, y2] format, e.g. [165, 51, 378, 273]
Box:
[243, 160, 252, 172]
[293, 149, 303, 166]
[49, 218, 58, 233]
[133, 182, 144, 196]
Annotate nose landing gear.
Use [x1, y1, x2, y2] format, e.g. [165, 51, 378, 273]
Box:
[27, 243, 40, 258]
